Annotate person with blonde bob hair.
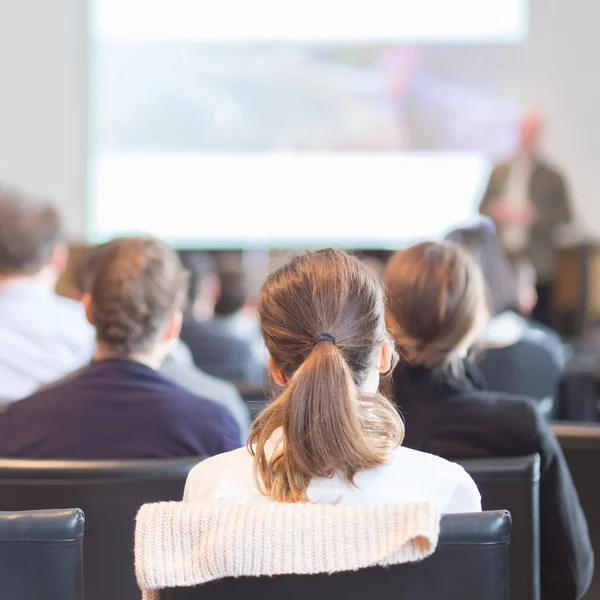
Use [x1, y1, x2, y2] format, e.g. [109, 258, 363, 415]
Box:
[385, 241, 593, 600]
[185, 248, 479, 510]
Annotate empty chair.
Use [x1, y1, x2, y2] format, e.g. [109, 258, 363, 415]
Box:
[552, 422, 600, 599]
[0, 458, 200, 600]
[0, 508, 84, 600]
[157, 511, 511, 600]
[457, 455, 541, 600]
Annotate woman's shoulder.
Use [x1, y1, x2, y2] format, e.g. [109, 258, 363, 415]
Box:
[389, 445, 471, 480]
[459, 385, 540, 419]
[382, 446, 481, 513]
[184, 446, 255, 503]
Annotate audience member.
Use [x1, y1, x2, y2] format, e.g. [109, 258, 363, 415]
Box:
[0, 236, 241, 459]
[479, 110, 572, 326]
[185, 248, 480, 511]
[384, 241, 593, 600]
[72, 244, 251, 441]
[203, 266, 265, 364]
[161, 343, 251, 442]
[179, 252, 265, 383]
[446, 221, 565, 410]
[0, 183, 94, 403]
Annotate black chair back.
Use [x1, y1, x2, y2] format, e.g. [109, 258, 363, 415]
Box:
[159, 511, 510, 600]
[0, 458, 200, 600]
[0, 508, 84, 600]
[457, 455, 541, 600]
[236, 382, 269, 417]
[552, 422, 600, 599]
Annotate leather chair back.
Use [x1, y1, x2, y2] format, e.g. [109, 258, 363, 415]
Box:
[457, 455, 541, 600]
[0, 458, 200, 600]
[0, 508, 84, 600]
[552, 422, 600, 599]
[236, 382, 269, 418]
[159, 511, 510, 600]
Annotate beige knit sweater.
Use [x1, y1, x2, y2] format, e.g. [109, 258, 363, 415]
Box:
[135, 501, 441, 600]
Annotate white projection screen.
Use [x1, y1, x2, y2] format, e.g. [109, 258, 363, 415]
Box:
[89, 0, 530, 248]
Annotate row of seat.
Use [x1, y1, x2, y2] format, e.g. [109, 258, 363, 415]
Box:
[0, 507, 510, 600]
[0, 423, 596, 600]
[0, 455, 531, 600]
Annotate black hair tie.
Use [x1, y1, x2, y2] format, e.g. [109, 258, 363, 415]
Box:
[313, 333, 336, 347]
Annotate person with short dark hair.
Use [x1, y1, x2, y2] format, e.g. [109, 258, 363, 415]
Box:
[385, 241, 593, 600]
[179, 253, 265, 383]
[0, 182, 94, 402]
[0, 236, 241, 459]
[446, 221, 565, 410]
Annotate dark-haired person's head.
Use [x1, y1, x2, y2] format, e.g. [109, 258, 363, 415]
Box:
[445, 222, 523, 316]
[0, 182, 66, 286]
[249, 248, 404, 503]
[384, 241, 488, 370]
[83, 237, 188, 369]
[214, 268, 247, 317]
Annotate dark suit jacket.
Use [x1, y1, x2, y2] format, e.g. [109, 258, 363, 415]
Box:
[479, 159, 572, 282]
[392, 363, 593, 600]
[0, 359, 241, 459]
[180, 316, 265, 384]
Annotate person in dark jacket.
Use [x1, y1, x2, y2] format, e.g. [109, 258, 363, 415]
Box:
[0, 236, 240, 459]
[384, 240, 593, 600]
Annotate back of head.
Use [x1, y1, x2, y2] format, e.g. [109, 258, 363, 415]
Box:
[214, 267, 247, 317]
[89, 237, 188, 356]
[384, 241, 488, 369]
[0, 182, 62, 276]
[446, 223, 519, 316]
[249, 248, 404, 503]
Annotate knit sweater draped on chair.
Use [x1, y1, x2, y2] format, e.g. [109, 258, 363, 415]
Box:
[135, 501, 441, 600]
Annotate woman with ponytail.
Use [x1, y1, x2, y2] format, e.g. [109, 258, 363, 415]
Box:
[184, 248, 479, 510]
[385, 241, 593, 600]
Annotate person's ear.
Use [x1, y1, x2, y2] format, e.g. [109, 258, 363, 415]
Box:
[268, 355, 286, 387]
[49, 243, 69, 276]
[82, 293, 94, 326]
[164, 311, 183, 343]
[376, 341, 393, 374]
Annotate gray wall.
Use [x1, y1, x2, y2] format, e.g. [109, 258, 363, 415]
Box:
[0, 0, 87, 240]
[522, 0, 600, 236]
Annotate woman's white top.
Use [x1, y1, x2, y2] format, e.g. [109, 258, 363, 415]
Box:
[184, 439, 481, 513]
